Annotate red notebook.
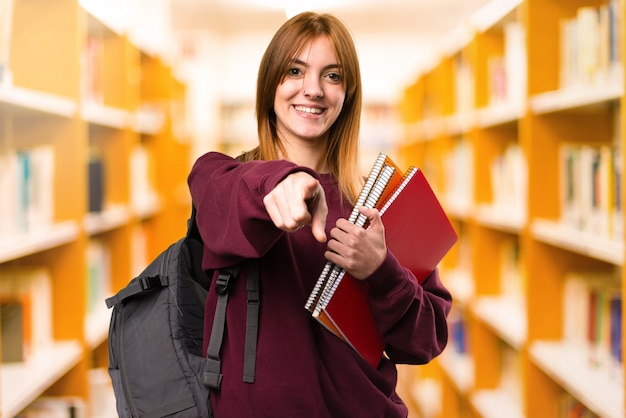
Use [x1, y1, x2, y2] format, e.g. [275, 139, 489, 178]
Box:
[305, 154, 458, 368]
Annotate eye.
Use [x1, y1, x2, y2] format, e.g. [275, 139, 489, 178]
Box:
[325, 72, 343, 83]
[287, 67, 303, 77]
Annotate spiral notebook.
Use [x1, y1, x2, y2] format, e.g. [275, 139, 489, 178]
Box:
[305, 153, 458, 367]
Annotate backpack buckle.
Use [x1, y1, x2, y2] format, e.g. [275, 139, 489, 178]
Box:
[215, 270, 233, 295]
[139, 276, 162, 290]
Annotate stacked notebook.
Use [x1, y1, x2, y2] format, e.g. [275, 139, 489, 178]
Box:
[305, 153, 458, 367]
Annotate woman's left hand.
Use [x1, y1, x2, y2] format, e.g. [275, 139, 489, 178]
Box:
[324, 206, 387, 280]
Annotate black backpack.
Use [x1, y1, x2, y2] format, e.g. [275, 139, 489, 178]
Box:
[105, 208, 259, 418]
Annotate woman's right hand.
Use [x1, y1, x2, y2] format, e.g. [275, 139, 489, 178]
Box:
[263, 172, 328, 243]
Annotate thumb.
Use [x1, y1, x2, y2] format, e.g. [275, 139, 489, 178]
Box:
[359, 206, 382, 231]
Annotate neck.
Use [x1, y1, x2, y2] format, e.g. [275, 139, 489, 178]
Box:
[280, 138, 329, 173]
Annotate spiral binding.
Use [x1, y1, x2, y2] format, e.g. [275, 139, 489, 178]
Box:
[312, 164, 396, 317]
[304, 153, 388, 312]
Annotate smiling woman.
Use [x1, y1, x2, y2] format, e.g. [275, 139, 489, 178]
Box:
[187, 11, 452, 418]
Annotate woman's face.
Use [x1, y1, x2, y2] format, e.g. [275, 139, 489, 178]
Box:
[273, 35, 346, 147]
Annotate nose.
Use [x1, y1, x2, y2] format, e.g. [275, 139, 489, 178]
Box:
[302, 75, 323, 99]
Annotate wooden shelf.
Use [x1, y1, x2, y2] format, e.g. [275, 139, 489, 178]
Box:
[0, 84, 76, 117]
[470, 389, 524, 418]
[531, 219, 623, 265]
[0, 0, 191, 414]
[396, 1, 625, 417]
[476, 102, 523, 128]
[471, 296, 526, 349]
[84, 205, 133, 236]
[474, 204, 525, 234]
[81, 102, 130, 129]
[1, 341, 83, 418]
[0, 221, 80, 263]
[530, 81, 623, 115]
[132, 107, 166, 135]
[439, 350, 474, 394]
[530, 341, 624, 418]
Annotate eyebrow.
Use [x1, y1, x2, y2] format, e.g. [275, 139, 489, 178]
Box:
[292, 58, 341, 72]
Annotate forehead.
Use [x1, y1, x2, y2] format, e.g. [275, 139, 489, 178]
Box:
[293, 35, 339, 65]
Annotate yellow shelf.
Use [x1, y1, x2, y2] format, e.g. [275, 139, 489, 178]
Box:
[397, 1, 625, 417]
[530, 81, 623, 114]
[531, 219, 624, 265]
[1, 341, 83, 418]
[0, 221, 80, 264]
[0, 84, 76, 117]
[0, 0, 190, 414]
[80, 102, 131, 129]
[471, 296, 526, 349]
[470, 389, 524, 418]
[530, 342, 623, 418]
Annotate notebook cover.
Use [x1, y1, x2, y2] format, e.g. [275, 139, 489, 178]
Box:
[319, 168, 458, 367]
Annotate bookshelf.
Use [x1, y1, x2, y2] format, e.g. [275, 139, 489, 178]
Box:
[0, 0, 190, 416]
[397, 0, 625, 417]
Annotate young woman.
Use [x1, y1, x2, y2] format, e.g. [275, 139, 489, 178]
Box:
[188, 12, 452, 417]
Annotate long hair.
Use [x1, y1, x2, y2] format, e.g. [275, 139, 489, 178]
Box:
[240, 12, 363, 204]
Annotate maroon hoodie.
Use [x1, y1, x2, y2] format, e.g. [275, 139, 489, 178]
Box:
[188, 152, 452, 418]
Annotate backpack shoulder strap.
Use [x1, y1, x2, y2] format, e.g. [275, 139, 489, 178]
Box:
[107, 204, 200, 309]
[202, 264, 239, 390]
[243, 258, 260, 383]
[105, 244, 173, 309]
[202, 259, 260, 390]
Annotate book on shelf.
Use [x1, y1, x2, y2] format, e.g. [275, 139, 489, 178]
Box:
[489, 142, 527, 223]
[129, 144, 159, 215]
[559, 1, 623, 88]
[500, 238, 525, 304]
[454, 52, 474, 115]
[0, 146, 55, 239]
[86, 239, 111, 319]
[557, 392, 600, 418]
[503, 21, 527, 108]
[487, 21, 527, 108]
[500, 342, 523, 404]
[1, 299, 27, 362]
[82, 35, 103, 104]
[443, 135, 473, 212]
[448, 305, 468, 355]
[88, 154, 105, 213]
[559, 142, 621, 241]
[305, 153, 458, 367]
[487, 56, 507, 106]
[562, 270, 622, 374]
[0, 267, 53, 362]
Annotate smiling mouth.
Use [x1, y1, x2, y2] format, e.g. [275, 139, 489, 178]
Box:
[294, 105, 324, 115]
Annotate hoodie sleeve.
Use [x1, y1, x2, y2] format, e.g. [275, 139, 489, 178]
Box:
[188, 151, 318, 269]
[366, 251, 452, 364]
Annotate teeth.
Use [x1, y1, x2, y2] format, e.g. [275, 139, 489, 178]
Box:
[295, 106, 323, 114]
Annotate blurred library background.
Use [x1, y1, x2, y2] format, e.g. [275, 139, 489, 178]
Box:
[0, 0, 624, 417]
